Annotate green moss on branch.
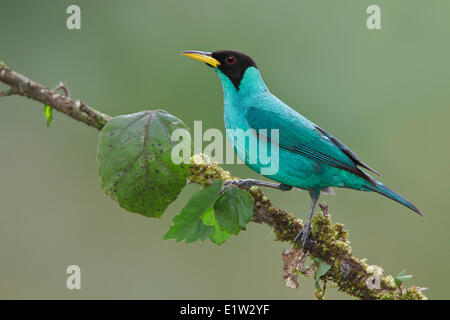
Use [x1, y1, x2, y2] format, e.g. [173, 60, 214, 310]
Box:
[189, 158, 427, 300]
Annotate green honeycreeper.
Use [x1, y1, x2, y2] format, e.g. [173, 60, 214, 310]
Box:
[182, 50, 422, 249]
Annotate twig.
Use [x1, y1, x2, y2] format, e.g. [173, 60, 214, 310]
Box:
[0, 63, 427, 300]
[0, 63, 110, 130]
[0, 88, 16, 97]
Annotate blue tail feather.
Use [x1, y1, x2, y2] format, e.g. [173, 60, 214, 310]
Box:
[364, 181, 422, 216]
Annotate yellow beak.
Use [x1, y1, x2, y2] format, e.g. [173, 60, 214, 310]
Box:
[181, 50, 220, 68]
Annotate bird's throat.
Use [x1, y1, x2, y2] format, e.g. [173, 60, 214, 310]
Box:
[217, 67, 268, 99]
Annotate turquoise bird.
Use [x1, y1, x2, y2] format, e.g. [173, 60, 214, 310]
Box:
[182, 50, 422, 249]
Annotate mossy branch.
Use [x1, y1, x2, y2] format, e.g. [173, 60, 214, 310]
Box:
[0, 63, 427, 300]
[189, 159, 427, 300]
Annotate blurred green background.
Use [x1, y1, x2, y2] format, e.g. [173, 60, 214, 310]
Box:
[0, 0, 449, 299]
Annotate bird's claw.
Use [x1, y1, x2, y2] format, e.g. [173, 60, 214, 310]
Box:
[221, 179, 292, 193]
[293, 223, 315, 251]
[279, 184, 293, 191]
[221, 179, 252, 193]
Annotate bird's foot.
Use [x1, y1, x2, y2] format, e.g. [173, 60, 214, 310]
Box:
[221, 179, 256, 193]
[279, 184, 293, 191]
[293, 222, 315, 251]
[221, 179, 292, 193]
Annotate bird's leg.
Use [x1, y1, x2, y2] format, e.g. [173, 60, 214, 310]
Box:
[221, 179, 293, 193]
[293, 190, 320, 250]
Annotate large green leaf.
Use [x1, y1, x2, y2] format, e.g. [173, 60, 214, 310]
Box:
[97, 110, 190, 217]
[213, 186, 254, 235]
[164, 180, 223, 243]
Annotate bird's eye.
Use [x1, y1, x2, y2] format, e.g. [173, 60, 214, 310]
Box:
[225, 55, 236, 65]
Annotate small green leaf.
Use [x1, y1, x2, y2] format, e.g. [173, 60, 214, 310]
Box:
[395, 270, 413, 287]
[164, 180, 224, 243]
[98, 110, 191, 217]
[202, 208, 230, 245]
[44, 105, 53, 127]
[313, 257, 331, 290]
[213, 186, 254, 235]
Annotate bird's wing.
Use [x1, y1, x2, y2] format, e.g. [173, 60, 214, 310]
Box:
[313, 125, 380, 176]
[245, 104, 378, 185]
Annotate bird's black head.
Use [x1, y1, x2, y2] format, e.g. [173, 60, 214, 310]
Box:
[181, 50, 257, 89]
[212, 50, 257, 89]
